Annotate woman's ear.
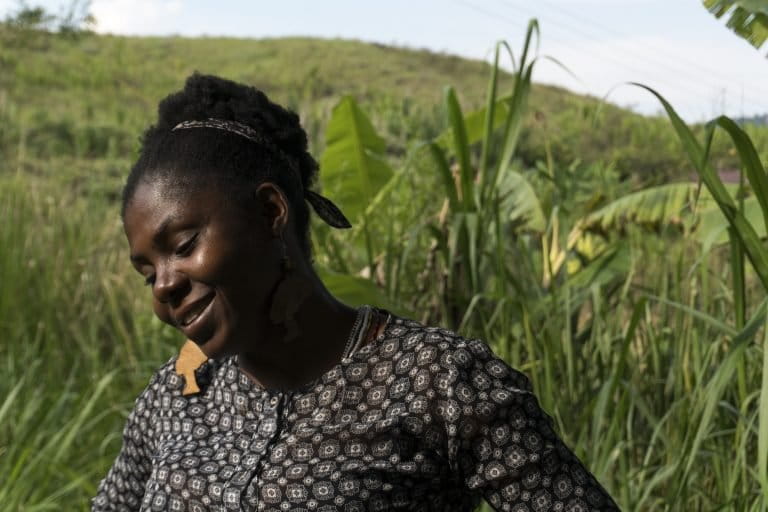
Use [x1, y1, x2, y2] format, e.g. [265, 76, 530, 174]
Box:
[254, 182, 290, 237]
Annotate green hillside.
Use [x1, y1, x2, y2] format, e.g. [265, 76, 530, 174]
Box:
[4, 31, 765, 186]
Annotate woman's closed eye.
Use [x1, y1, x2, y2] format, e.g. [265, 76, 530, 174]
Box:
[175, 233, 199, 256]
[138, 233, 198, 286]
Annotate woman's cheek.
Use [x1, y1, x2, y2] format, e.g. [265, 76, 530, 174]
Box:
[188, 244, 226, 283]
[153, 300, 174, 326]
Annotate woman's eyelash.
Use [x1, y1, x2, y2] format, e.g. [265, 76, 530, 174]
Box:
[140, 233, 197, 286]
[176, 233, 199, 256]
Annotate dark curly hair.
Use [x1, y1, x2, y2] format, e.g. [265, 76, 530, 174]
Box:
[122, 73, 318, 260]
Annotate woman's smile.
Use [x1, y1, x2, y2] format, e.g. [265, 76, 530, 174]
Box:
[175, 291, 215, 336]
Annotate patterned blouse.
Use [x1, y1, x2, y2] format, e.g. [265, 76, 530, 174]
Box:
[92, 308, 619, 511]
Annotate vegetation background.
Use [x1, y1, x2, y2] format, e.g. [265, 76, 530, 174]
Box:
[4, 1, 768, 510]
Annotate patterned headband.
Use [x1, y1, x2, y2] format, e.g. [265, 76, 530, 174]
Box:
[171, 118, 351, 229]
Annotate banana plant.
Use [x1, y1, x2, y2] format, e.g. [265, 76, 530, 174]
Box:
[421, 19, 635, 395]
[316, 95, 401, 309]
[566, 181, 764, 255]
[422, 20, 542, 329]
[703, 0, 768, 54]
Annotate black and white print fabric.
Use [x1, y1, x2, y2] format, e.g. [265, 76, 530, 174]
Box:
[92, 309, 620, 511]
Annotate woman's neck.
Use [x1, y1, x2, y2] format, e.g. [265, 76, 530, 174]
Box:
[234, 276, 363, 391]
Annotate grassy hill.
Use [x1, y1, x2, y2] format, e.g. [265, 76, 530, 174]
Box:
[4, 31, 765, 188]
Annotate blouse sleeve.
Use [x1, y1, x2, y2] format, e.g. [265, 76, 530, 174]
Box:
[440, 338, 620, 511]
[91, 373, 161, 512]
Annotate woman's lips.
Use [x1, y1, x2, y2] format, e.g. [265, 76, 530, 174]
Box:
[178, 294, 215, 339]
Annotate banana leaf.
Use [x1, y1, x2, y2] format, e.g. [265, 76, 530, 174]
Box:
[320, 95, 394, 223]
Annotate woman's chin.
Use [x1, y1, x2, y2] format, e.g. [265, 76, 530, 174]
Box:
[187, 326, 227, 359]
[187, 316, 269, 360]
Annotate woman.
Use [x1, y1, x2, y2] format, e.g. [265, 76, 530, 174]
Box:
[92, 73, 619, 511]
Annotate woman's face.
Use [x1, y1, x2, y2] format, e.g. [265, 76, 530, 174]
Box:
[123, 178, 285, 359]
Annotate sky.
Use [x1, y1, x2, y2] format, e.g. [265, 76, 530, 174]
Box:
[2, 0, 767, 122]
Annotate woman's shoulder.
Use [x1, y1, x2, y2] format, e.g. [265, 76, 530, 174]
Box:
[384, 311, 533, 391]
[386, 310, 473, 345]
[130, 355, 182, 405]
[387, 310, 507, 355]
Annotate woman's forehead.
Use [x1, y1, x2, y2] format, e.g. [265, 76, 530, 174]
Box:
[128, 177, 224, 212]
[123, 177, 272, 240]
[123, 180, 219, 234]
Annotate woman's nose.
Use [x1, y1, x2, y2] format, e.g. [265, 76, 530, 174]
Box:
[152, 266, 189, 305]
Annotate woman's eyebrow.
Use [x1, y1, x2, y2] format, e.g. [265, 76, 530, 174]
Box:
[151, 214, 179, 245]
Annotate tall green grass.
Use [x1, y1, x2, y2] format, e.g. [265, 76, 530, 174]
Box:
[0, 171, 180, 509]
[315, 21, 768, 510]
[3, 21, 768, 511]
